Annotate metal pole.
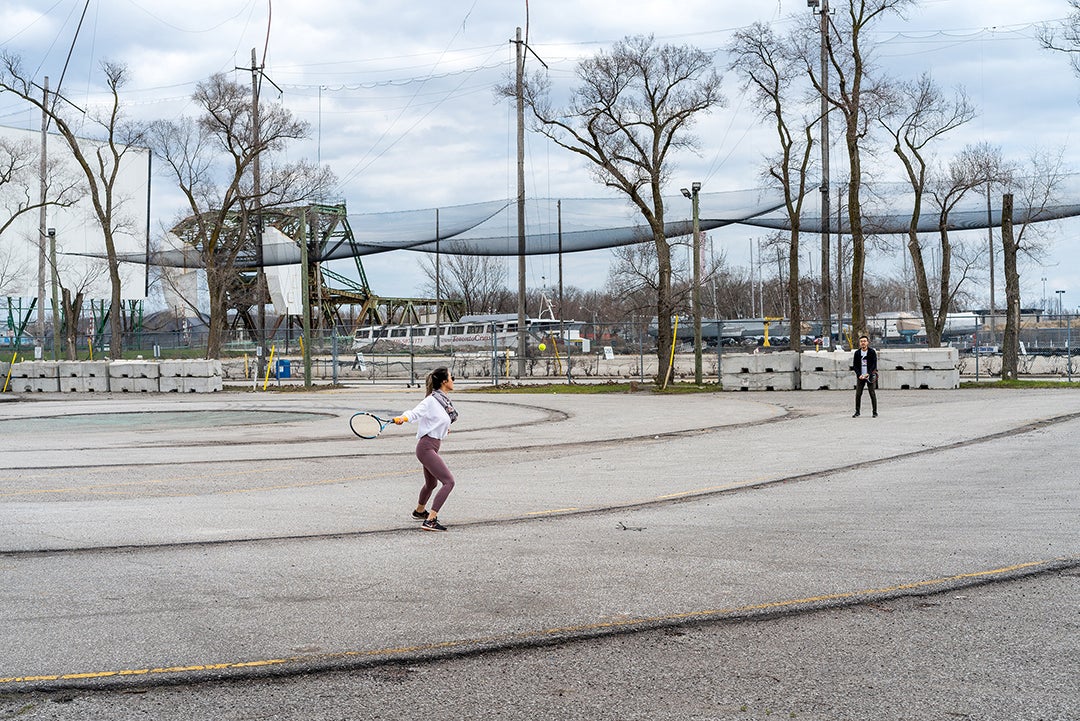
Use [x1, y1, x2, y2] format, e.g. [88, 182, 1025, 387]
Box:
[514, 27, 527, 378]
[558, 199, 565, 382]
[251, 48, 267, 378]
[36, 76, 48, 360]
[817, 0, 832, 344]
[691, 183, 702, 384]
[435, 208, 440, 349]
[300, 207, 313, 388]
[48, 228, 59, 359]
[1068, 314, 1073, 383]
[717, 320, 724, 386]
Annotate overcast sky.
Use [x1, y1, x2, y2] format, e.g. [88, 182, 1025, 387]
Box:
[2, 0, 1079, 314]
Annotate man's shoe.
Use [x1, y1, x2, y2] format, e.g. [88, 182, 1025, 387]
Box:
[852, 412, 860, 417]
[422, 518, 447, 532]
[411, 509, 428, 520]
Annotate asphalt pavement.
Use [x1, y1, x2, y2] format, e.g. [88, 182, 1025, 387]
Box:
[0, 383, 1077, 720]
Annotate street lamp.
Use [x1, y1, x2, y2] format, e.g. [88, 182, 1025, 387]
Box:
[681, 182, 702, 384]
[1056, 290, 1066, 324]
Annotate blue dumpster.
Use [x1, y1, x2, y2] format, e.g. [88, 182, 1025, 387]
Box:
[275, 359, 291, 378]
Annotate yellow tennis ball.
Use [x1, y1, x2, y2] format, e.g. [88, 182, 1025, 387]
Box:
[538, 343, 547, 351]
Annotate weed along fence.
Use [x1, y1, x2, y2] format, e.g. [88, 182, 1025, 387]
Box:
[721, 348, 960, 391]
[2, 359, 224, 393]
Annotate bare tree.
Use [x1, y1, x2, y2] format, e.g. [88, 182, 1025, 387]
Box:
[798, 0, 918, 336]
[515, 34, 724, 384]
[999, 148, 1068, 379]
[1, 55, 145, 357]
[417, 254, 510, 315]
[730, 22, 818, 351]
[879, 74, 977, 345]
[147, 73, 334, 358]
[1038, 2, 1080, 77]
[0, 136, 83, 238]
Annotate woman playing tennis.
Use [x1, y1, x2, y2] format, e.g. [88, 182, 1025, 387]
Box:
[393, 367, 458, 532]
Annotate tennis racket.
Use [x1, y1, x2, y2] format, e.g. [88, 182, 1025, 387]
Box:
[349, 412, 396, 439]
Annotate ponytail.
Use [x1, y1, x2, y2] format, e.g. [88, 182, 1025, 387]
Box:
[426, 367, 451, 396]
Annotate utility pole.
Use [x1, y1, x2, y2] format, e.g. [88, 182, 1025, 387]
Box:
[250, 48, 267, 377]
[435, 208, 441, 349]
[682, 183, 702, 384]
[36, 77, 49, 360]
[813, 0, 833, 346]
[514, 28, 527, 377]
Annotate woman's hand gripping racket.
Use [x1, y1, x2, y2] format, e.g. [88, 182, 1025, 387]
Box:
[349, 412, 399, 439]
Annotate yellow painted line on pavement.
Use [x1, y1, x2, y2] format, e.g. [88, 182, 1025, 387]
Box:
[1, 557, 1069, 689]
[525, 507, 580, 516]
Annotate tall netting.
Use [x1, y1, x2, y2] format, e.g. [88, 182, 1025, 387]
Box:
[742, 178, 1080, 234]
[81, 179, 1080, 268]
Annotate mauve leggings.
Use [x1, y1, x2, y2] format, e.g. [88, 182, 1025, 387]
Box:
[415, 435, 455, 512]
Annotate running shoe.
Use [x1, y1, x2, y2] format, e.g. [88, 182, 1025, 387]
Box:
[411, 509, 428, 521]
[421, 518, 447, 532]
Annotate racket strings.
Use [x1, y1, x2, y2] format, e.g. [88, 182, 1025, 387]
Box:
[350, 413, 384, 438]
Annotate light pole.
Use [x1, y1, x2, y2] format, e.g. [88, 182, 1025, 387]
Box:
[809, 0, 832, 345]
[1057, 290, 1066, 326]
[681, 182, 702, 384]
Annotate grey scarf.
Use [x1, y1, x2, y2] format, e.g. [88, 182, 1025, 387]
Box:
[432, 389, 458, 423]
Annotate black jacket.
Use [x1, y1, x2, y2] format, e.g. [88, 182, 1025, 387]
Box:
[852, 347, 877, 377]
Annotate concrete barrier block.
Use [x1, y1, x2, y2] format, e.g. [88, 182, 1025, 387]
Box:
[723, 353, 791, 374]
[57, 361, 82, 378]
[9, 362, 30, 379]
[800, 369, 852, 391]
[877, 348, 958, 370]
[800, 350, 851, 373]
[31, 376, 60, 392]
[59, 375, 110, 392]
[159, 376, 184, 392]
[110, 361, 160, 379]
[764, 351, 800, 373]
[916, 369, 960, 389]
[722, 371, 798, 391]
[110, 376, 158, 393]
[160, 359, 218, 378]
[7, 376, 35, 392]
[26, 361, 60, 379]
[80, 361, 110, 378]
[159, 359, 184, 377]
[877, 370, 917, 390]
[160, 375, 222, 393]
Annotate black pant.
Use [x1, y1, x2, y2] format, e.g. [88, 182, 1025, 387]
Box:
[855, 376, 877, 415]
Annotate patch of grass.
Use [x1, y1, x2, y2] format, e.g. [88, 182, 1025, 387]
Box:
[961, 379, 1080, 389]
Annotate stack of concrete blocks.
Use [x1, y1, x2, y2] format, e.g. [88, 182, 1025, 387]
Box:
[58, 360, 110, 392]
[721, 351, 800, 391]
[799, 350, 853, 391]
[158, 359, 223, 393]
[6, 360, 61, 392]
[108, 360, 161, 393]
[876, 348, 959, 390]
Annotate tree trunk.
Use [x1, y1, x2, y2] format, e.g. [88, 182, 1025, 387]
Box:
[654, 233, 674, 386]
[847, 145, 866, 340]
[61, 287, 84, 360]
[906, 232, 940, 347]
[1000, 193, 1020, 380]
[787, 230, 802, 351]
[205, 267, 227, 359]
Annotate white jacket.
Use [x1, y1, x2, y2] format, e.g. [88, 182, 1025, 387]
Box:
[401, 394, 452, 440]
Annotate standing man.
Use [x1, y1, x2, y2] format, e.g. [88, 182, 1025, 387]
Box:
[852, 334, 878, 418]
